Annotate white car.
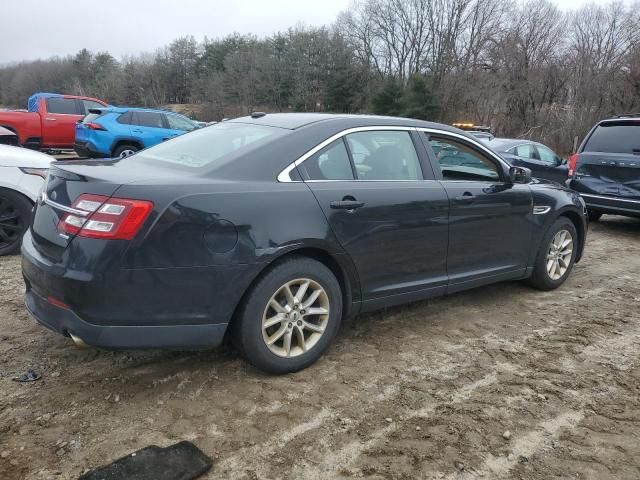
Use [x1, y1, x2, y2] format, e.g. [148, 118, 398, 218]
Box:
[0, 145, 52, 255]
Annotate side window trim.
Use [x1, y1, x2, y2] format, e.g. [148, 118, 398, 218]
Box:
[341, 136, 359, 180]
[279, 126, 431, 182]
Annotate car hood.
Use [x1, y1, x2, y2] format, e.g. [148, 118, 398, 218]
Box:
[0, 144, 53, 168]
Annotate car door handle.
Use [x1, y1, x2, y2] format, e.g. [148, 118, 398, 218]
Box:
[454, 193, 475, 203]
[330, 200, 364, 210]
[45, 117, 56, 121]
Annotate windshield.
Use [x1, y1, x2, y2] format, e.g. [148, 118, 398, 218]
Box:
[124, 122, 286, 169]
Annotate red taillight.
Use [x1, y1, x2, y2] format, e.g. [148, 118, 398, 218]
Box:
[58, 194, 153, 240]
[85, 122, 106, 131]
[568, 153, 579, 177]
[47, 296, 69, 309]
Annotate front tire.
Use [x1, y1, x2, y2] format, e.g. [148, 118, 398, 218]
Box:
[233, 256, 343, 374]
[587, 210, 602, 222]
[0, 189, 32, 256]
[527, 217, 578, 290]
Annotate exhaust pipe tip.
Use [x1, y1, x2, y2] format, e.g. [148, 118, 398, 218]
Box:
[68, 332, 87, 348]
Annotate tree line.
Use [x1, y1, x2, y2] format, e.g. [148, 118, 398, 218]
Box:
[0, 0, 638, 152]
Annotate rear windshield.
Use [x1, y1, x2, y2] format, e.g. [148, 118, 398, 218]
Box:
[127, 122, 286, 168]
[584, 122, 640, 154]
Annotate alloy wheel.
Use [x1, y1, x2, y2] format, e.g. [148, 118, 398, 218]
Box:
[261, 278, 330, 358]
[0, 195, 23, 250]
[546, 229, 573, 280]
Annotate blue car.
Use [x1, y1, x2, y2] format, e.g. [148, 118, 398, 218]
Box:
[74, 107, 199, 158]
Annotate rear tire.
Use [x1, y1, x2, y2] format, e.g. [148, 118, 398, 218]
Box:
[0, 189, 32, 256]
[587, 210, 602, 222]
[112, 144, 139, 158]
[233, 256, 342, 374]
[527, 217, 578, 291]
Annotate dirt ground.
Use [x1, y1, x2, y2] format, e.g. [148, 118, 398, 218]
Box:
[1, 215, 639, 480]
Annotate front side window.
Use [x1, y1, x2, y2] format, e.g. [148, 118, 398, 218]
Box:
[345, 131, 422, 180]
[46, 98, 80, 115]
[303, 139, 354, 180]
[537, 145, 558, 165]
[514, 144, 536, 159]
[133, 111, 165, 128]
[429, 136, 500, 182]
[165, 114, 197, 132]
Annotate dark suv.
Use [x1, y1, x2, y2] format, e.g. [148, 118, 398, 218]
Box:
[568, 116, 640, 220]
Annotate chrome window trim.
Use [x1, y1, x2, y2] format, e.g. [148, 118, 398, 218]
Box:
[580, 193, 640, 205]
[41, 192, 89, 217]
[277, 125, 513, 183]
[277, 125, 418, 183]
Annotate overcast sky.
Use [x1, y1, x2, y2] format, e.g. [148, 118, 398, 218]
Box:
[0, 0, 615, 64]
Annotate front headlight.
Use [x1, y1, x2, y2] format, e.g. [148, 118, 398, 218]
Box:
[19, 167, 49, 179]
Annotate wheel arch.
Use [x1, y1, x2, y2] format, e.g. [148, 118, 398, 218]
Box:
[556, 209, 586, 263]
[110, 138, 143, 156]
[224, 245, 360, 341]
[0, 184, 37, 205]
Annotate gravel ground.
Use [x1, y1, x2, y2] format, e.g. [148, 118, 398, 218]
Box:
[1, 215, 639, 479]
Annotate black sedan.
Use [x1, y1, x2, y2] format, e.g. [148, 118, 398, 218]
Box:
[22, 114, 587, 373]
[481, 138, 569, 184]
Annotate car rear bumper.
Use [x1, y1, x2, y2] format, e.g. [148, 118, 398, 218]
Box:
[21, 230, 234, 349]
[24, 287, 227, 349]
[73, 142, 108, 159]
[579, 193, 640, 218]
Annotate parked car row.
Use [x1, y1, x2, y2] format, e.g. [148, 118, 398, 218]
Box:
[0, 92, 201, 158]
[455, 119, 640, 219]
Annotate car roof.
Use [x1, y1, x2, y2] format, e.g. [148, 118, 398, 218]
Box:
[484, 137, 533, 151]
[96, 106, 184, 115]
[228, 113, 467, 134]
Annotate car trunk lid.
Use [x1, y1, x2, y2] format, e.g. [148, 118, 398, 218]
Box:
[31, 163, 124, 261]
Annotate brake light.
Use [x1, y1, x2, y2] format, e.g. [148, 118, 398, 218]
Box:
[568, 153, 579, 177]
[85, 122, 106, 131]
[58, 194, 153, 240]
[47, 296, 69, 310]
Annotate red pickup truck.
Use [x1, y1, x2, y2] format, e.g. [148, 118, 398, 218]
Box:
[0, 93, 107, 150]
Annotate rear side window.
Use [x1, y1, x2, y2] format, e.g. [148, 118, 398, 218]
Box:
[345, 131, 422, 180]
[131, 123, 285, 168]
[133, 112, 165, 128]
[303, 139, 354, 180]
[46, 98, 80, 115]
[584, 122, 640, 154]
[117, 112, 133, 124]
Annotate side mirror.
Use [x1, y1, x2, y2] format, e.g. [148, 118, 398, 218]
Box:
[509, 166, 532, 184]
